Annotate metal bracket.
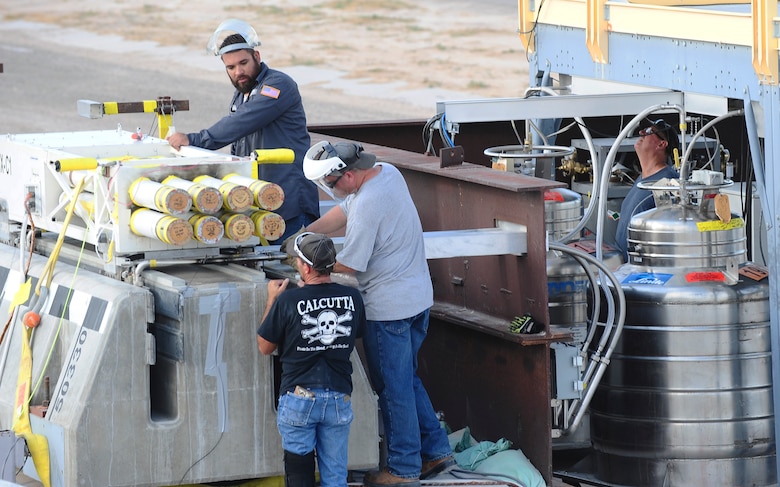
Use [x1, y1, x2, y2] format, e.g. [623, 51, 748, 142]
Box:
[440, 145, 465, 168]
[331, 225, 528, 259]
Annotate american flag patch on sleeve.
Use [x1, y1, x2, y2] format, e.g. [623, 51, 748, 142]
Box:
[260, 85, 281, 99]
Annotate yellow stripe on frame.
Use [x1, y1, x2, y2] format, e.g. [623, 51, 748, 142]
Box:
[103, 102, 119, 115]
[143, 100, 158, 113]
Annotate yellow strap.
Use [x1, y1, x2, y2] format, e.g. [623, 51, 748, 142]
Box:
[12, 326, 52, 487]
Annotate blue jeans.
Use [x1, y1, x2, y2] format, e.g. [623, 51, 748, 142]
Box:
[362, 309, 452, 478]
[277, 389, 353, 487]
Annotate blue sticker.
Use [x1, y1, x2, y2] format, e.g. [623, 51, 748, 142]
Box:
[622, 273, 673, 286]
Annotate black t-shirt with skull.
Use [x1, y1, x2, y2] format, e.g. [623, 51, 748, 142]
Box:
[258, 281, 365, 395]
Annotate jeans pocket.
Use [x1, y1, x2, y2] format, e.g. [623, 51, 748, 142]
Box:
[383, 320, 411, 336]
[334, 394, 354, 425]
[278, 393, 315, 427]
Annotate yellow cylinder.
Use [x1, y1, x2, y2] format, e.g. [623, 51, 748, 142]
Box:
[223, 173, 285, 211]
[128, 177, 192, 216]
[55, 157, 98, 172]
[130, 208, 193, 246]
[186, 212, 225, 244]
[219, 212, 256, 243]
[193, 175, 253, 213]
[162, 175, 224, 215]
[253, 148, 295, 164]
[247, 209, 286, 242]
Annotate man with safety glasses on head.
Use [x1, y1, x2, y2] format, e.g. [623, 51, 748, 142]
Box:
[301, 141, 455, 487]
[615, 119, 681, 261]
[257, 232, 365, 487]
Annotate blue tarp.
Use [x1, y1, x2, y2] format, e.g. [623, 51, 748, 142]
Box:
[449, 427, 545, 487]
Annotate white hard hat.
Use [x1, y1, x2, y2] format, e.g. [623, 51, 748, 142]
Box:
[304, 141, 348, 181]
[207, 19, 261, 56]
[303, 141, 376, 199]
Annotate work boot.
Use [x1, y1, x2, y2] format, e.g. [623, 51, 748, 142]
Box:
[363, 468, 420, 487]
[284, 450, 315, 487]
[420, 456, 456, 480]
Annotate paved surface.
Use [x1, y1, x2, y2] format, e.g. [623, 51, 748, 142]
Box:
[0, 0, 528, 135]
[0, 24, 430, 136]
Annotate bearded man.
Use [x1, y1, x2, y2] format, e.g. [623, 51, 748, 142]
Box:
[167, 20, 319, 241]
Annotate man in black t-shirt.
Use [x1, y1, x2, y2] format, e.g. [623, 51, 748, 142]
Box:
[257, 232, 365, 487]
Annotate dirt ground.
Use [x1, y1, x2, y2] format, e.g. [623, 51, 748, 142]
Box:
[0, 0, 530, 126]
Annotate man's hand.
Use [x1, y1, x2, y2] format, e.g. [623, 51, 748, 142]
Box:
[167, 132, 190, 151]
[267, 278, 289, 301]
[260, 278, 289, 323]
[280, 226, 308, 267]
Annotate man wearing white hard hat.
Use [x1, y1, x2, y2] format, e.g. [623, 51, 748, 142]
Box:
[167, 19, 319, 242]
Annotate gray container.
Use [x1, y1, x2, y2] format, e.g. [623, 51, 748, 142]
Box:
[591, 198, 775, 486]
[0, 245, 378, 487]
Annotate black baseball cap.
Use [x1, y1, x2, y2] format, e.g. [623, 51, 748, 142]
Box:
[647, 119, 680, 157]
[283, 232, 336, 272]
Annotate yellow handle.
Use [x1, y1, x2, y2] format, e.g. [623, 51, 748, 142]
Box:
[55, 157, 98, 172]
[253, 148, 295, 164]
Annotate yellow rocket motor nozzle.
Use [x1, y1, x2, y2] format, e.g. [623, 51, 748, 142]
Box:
[193, 175, 252, 213]
[188, 213, 225, 244]
[162, 175, 224, 215]
[220, 212, 255, 243]
[54, 158, 98, 172]
[223, 173, 285, 211]
[129, 177, 193, 216]
[247, 209, 286, 241]
[130, 208, 193, 246]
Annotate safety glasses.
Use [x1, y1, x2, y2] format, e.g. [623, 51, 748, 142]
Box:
[323, 172, 345, 189]
[293, 232, 315, 267]
[638, 119, 670, 142]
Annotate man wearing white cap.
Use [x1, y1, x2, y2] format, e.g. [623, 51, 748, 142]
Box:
[167, 19, 320, 242]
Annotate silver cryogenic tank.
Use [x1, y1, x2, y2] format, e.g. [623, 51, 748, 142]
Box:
[547, 188, 624, 447]
[545, 188, 622, 340]
[591, 187, 775, 486]
[546, 188, 588, 331]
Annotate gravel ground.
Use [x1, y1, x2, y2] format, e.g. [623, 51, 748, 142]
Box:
[0, 0, 530, 133]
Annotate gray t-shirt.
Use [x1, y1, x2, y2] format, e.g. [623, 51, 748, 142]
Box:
[338, 163, 433, 321]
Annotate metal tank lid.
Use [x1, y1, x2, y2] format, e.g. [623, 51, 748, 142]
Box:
[626, 200, 746, 270]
